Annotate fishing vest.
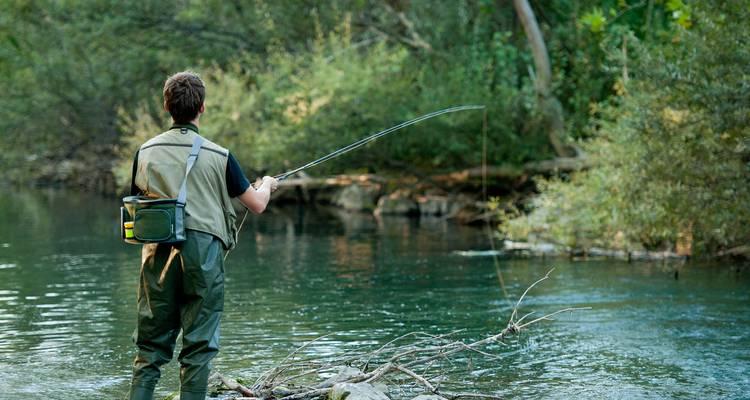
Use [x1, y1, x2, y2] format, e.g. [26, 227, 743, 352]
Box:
[134, 127, 238, 249]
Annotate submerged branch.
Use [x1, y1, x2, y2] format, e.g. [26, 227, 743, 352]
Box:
[213, 270, 586, 400]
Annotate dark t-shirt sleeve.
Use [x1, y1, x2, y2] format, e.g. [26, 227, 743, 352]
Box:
[226, 152, 251, 198]
[130, 151, 140, 196]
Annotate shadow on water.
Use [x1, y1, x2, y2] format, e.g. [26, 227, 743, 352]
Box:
[0, 190, 748, 399]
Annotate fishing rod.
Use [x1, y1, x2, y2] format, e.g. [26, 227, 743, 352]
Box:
[228, 104, 486, 261]
[273, 105, 486, 181]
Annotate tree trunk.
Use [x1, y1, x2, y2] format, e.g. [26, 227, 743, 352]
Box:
[512, 0, 570, 157]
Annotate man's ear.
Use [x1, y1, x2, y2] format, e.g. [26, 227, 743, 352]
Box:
[199, 103, 205, 114]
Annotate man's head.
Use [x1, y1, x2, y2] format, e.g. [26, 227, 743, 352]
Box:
[163, 71, 205, 124]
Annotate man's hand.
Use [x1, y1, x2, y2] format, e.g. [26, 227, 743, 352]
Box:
[239, 176, 278, 214]
[262, 176, 279, 192]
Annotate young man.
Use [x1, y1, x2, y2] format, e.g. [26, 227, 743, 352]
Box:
[128, 71, 278, 400]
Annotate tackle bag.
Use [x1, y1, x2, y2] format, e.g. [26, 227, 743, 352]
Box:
[121, 135, 204, 244]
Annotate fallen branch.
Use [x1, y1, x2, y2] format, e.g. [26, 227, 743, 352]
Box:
[395, 365, 436, 392]
[211, 373, 254, 397]
[432, 156, 590, 184]
[212, 270, 588, 400]
[717, 245, 750, 258]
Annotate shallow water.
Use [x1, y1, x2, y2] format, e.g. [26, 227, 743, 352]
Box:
[0, 190, 748, 399]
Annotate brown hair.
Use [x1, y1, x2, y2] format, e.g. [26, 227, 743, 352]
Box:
[163, 71, 205, 124]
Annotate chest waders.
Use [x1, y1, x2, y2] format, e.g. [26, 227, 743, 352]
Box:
[128, 131, 226, 400]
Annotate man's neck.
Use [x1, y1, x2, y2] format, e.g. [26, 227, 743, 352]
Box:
[172, 118, 200, 127]
[173, 119, 199, 127]
[171, 120, 200, 134]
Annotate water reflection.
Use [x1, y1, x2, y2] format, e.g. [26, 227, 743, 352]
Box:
[0, 191, 748, 399]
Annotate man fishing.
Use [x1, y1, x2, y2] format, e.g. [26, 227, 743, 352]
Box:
[127, 71, 278, 400]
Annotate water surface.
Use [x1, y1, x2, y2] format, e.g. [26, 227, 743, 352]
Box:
[0, 190, 747, 399]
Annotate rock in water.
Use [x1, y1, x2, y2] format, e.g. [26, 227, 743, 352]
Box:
[374, 192, 418, 215]
[329, 383, 390, 400]
[371, 382, 389, 394]
[319, 366, 364, 387]
[333, 185, 381, 211]
[411, 395, 448, 400]
[416, 195, 453, 216]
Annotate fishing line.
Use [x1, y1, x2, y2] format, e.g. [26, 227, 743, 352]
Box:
[480, 108, 511, 305]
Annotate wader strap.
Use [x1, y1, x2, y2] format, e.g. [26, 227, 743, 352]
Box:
[177, 132, 204, 207]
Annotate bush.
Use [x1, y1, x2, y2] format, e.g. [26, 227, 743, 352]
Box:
[502, 2, 750, 256]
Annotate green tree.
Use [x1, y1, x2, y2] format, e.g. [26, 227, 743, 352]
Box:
[502, 1, 750, 256]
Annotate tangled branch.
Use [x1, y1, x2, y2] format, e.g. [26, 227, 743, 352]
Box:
[211, 269, 588, 400]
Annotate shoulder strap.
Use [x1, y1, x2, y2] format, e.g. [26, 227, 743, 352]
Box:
[176, 131, 204, 206]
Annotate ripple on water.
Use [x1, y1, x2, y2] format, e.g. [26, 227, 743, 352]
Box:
[1, 198, 750, 399]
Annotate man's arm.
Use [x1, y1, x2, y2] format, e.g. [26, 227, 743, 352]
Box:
[238, 176, 278, 214]
[226, 152, 277, 214]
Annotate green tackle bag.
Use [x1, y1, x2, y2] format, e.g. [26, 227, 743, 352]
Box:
[120, 134, 204, 244]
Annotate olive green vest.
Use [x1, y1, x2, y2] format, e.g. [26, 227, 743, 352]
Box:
[134, 127, 238, 249]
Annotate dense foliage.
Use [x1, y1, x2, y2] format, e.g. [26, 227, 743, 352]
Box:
[0, 0, 673, 191]
[502, 1, 750, 256]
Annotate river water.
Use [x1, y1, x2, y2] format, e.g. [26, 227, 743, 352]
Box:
[0, 190, 748, 399]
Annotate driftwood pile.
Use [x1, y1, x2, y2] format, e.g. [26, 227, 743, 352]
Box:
[209, 270, 587, 400]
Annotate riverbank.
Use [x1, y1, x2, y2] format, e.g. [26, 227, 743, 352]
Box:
[9, 152, 746, 260]
[265, 154, 588, 222]
[272, 173, 492, 223]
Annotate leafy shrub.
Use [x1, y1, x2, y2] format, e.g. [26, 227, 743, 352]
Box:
[503, 2, 750, 256]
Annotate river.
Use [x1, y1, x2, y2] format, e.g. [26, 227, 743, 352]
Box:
[0, 190, 747, 399]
